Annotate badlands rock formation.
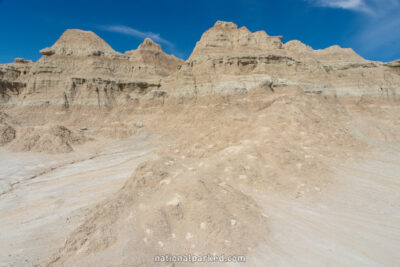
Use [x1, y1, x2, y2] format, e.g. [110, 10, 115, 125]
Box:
[0, 60, 32, 104]
[0, 29, 182, 107]
[0, 21, 399, 266]
[161, 21, 400, 98]
[1, 21, 399, 108]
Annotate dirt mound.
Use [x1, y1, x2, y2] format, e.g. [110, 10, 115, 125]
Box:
[9, 125, 86, 153]
[50, 156, 268, 266]
[0, 112, 18, 124]
[0, 123, 16, 146]
[0, 112, 17, 146]
[47, 91, 366, 266]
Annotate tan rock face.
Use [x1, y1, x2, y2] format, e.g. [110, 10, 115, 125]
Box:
[189, 21, 283, 58]
[124, 37, 183, 77]
[1, 29, 183, 107]
[161, 21, 400, 99]
[1, 21, 400, 107]
[0, 61, 32, 104]
[135, 37, 163, 52]
[48, 29, 116, 57]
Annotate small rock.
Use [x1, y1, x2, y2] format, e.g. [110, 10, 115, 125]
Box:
[14, 58, 33, 64]
[134, 122, 144, 128]
[40, 47, 55, 56]
[239, 175, 247, 180]
[147, 90, 167, 99]
[91, 50, 104, 56]
[159, 179, 170, 185]
[186, 232, 193, 240]
[166, 197, 180, 206]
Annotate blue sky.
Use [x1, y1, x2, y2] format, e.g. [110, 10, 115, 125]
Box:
[0, 0, 399, 63]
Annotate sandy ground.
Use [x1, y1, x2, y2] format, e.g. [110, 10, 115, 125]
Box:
[0, 133, 158, 265]
[0, 97, 399, 266]
[1, 137, 399, 266]
[249, 149, 400, 266]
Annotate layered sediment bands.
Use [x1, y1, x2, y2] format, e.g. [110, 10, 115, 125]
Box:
[386, 60, 400, 76]
[0, 29, 183, 107]
[160, 21, 400, 99]
[0, 62, 32, 104]
[62, 78, 161, 107]
[1, 21, 400, 107]
[0, 80, 25, 103]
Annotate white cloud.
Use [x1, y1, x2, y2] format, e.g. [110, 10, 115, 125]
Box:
[309, 0, 373, 13]
[100, 25, 173, 47]
[308, 0, 400, 15]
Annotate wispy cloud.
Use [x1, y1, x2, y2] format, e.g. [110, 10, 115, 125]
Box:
[307, 0, 400, 15]
[310, 0, 373, 14]
[100, 25, 173, 47]
[306, 0, 400, 61]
